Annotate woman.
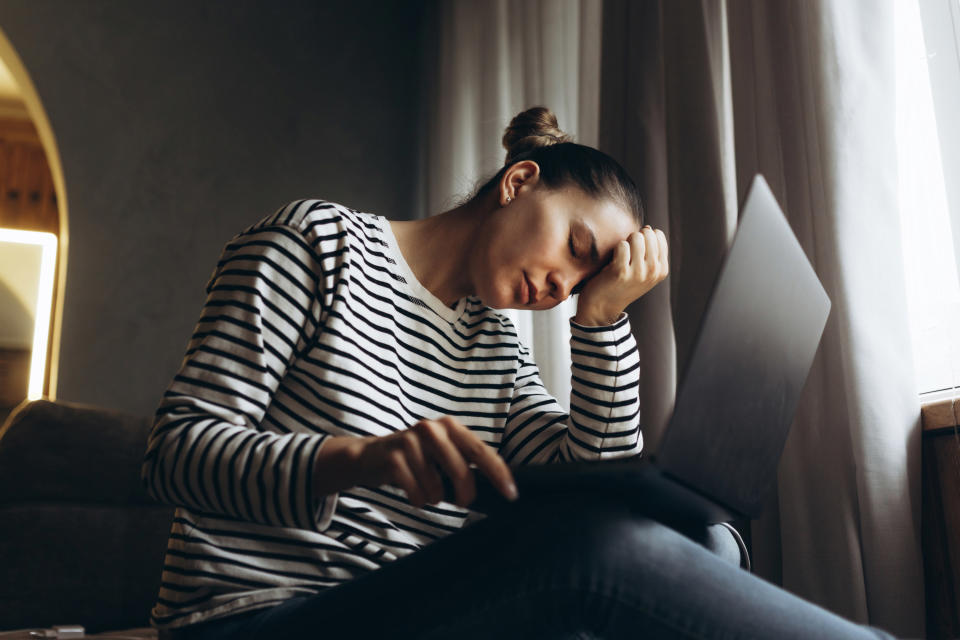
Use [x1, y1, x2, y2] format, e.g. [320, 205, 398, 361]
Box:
[143, 107, 895, 639]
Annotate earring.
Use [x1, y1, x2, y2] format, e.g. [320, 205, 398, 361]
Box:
[505, 196, 512, 204]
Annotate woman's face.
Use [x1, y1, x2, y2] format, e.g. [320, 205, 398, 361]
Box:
[471, 170, 638, 310]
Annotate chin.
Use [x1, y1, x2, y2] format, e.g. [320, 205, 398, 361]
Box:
[485, 296, 513, 310]
[478, 285, 515, 310]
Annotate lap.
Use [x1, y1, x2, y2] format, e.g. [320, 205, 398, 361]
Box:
[171, 494, 891, 640]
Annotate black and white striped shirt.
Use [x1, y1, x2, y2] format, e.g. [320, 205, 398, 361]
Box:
[141, 200, 643, 629]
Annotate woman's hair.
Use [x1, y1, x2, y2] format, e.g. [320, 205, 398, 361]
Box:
[468, 106, 644, 226]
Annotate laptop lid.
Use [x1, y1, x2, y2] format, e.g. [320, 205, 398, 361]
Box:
[652, 174, 831, 518]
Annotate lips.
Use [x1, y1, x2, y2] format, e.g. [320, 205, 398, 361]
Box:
[524, 273, 537, 305]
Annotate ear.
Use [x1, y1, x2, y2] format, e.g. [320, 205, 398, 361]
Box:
[499, 160, 541, 206]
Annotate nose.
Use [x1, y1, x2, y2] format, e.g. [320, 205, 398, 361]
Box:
[547, 270, 575, 302]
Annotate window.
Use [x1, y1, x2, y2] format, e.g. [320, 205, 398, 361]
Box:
[896, 0, 960, 400]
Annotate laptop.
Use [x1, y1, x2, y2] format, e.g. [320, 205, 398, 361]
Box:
[461, 174, 832, 524]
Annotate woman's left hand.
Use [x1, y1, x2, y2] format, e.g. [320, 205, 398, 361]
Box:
[573, 225, 669, 326]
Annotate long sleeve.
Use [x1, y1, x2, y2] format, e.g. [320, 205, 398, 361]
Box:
[141, 221, 335, 531]
[499, 313, 643, 465]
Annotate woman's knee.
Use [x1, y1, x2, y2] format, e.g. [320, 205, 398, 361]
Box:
[704, 522, 749, 568]
[559, 500, 746, 570]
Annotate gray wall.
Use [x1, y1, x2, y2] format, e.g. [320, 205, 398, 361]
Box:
[0, 1, 425, 416]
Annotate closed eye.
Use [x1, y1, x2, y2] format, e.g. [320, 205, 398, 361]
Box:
[570, 232, 586, 293]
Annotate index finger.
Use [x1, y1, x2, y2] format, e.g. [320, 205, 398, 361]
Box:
[445, 419, 518, 502]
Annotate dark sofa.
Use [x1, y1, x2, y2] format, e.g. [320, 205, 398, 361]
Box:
[0, 399, 173, 636]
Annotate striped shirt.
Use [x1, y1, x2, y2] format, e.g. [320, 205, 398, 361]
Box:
[141, 199, 643, 629]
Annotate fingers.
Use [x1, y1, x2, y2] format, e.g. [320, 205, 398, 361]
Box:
[640, 226, 658, 263]
[444, 416, 517, 504]
[412, 419, 476, 507]
[378, 417, 516, 509]
[635, 226, 668, 281]
[400, 430, 445, 506]
[611, 239, 631, 270]
[656, 229, 669, 278]
[627, 232, 643, 266]
[386, 447, 427, 508]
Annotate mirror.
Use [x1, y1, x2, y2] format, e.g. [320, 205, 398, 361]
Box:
[0, 34, 63, 425]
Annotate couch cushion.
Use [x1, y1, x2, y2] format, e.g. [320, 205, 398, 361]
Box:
[0, 400, 174, 632]
[0, 503, 172, 633]
[0, 399, 157, 505]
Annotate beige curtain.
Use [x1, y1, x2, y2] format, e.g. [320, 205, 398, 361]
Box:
[416, 0, 603, 408]
[601, 0, 925, 636]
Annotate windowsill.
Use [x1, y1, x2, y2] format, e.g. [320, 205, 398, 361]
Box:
[921, 397, 960, 432]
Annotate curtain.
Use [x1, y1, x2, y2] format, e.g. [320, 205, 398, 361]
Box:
[600, 0, 925, 636]
[416, 0, 602, 408]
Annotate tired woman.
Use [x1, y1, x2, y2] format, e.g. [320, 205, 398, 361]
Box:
[142, 107, 895, 639]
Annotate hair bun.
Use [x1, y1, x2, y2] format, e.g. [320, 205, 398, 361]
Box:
[502, 106, 572, 164]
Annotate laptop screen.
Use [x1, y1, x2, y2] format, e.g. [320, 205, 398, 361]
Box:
[654, 175, 831, 518]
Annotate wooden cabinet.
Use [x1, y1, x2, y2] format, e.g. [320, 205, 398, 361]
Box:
[0, 116, 57, 234]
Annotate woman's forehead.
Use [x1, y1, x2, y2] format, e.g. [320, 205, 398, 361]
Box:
[555, 189, 636, 236]
[547, 185, 633, 220]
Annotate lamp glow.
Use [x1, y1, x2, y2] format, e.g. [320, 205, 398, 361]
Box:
[0, 228, 57, 400]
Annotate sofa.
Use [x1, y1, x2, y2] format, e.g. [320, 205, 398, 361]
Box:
[0, 399, 173, 637]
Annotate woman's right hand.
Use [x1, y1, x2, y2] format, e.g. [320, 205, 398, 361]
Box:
[359, 416, 516, 507]
[355, 416, 518, 509]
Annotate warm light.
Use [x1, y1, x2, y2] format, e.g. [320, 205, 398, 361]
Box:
[0, 228, 57, 400]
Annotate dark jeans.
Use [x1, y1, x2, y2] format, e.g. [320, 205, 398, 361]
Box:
[170, 494, 897, 639]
